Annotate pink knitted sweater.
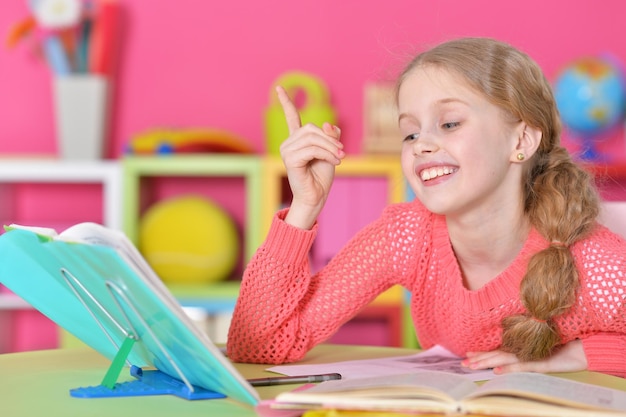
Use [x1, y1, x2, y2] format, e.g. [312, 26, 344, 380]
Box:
[227, 201, 626, 377]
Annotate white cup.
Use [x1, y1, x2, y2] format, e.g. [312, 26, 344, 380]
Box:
[53, 75, 109, 160]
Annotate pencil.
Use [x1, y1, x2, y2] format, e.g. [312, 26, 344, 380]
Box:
[248, 373, 342, 387]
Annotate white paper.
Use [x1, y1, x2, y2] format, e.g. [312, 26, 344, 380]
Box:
[268, 345, 496, 382]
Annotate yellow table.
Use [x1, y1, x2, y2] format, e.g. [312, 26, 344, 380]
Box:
[2, 345, 626, 417]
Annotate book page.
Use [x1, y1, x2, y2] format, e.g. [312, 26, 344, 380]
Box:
[60, 223, 158, 285]
[268, 344, 495, 382]
[465, 372, 626, 413]
[59, 222, 224, 352]
[287, 370, 477, 400]
[462, 395, 626, 417]
[4, 224, 58, 239]
[275, 371, 478, 414]
[59, 223, 185, 314]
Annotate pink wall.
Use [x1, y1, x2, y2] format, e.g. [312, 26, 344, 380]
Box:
[1, 0, 625, 352]
[1, 0, 625, 158]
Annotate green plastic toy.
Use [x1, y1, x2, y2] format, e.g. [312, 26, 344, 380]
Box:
[265, 71, 337, 155]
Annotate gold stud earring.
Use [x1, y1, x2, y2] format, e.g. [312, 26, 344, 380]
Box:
[517, 153, 525, 161]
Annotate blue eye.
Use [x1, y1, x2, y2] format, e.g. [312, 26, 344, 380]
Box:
[403, 133, 420, 142]
[442, 122, 460, 129]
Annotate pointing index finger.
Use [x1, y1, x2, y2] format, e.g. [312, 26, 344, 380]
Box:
[276, 85, 302, 134]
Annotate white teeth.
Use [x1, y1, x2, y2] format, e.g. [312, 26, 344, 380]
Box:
[420, 166, 455, 181]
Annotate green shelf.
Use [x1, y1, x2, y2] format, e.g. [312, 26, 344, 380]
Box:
[121, 155, 263, 265]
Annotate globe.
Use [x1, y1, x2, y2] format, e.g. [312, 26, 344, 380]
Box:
[554, 57, 626, 160]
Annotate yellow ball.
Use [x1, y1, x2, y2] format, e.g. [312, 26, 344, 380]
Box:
[139, 195, 239, 284]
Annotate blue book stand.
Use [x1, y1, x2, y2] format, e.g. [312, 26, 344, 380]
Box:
[0, 227, 259, 405]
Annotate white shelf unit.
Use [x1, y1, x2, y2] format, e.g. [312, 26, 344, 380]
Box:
[0, 160, 122, 316]
[0, 160, 122, 229]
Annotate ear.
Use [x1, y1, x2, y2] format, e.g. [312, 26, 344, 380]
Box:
[511, 123, 542, 163]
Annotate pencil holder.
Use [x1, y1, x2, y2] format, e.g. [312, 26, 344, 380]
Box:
[53, 75, 109, 160]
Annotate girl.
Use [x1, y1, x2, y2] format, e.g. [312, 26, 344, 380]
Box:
[227, 37, 626, 377]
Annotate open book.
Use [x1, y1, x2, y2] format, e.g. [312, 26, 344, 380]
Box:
[273, 370, 626, 417]
[0, 222, 258, 405]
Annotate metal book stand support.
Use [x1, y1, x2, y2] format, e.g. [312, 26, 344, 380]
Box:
[60, 268, 224, 400]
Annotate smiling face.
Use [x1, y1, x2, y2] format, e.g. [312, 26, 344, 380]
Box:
[399, 65, 525, 220]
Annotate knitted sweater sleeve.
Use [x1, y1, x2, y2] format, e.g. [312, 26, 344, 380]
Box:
[226, 205, 420, 364]
[573, 227, 626, 378]
[582, 334, 626, 378]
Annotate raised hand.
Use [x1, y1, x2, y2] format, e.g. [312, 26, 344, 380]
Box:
[276, 86, 345, 229]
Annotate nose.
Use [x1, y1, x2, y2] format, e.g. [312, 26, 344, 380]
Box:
[411, 130, 439, 156]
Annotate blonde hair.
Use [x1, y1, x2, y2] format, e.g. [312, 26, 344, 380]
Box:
[398, 37, 600, 361]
